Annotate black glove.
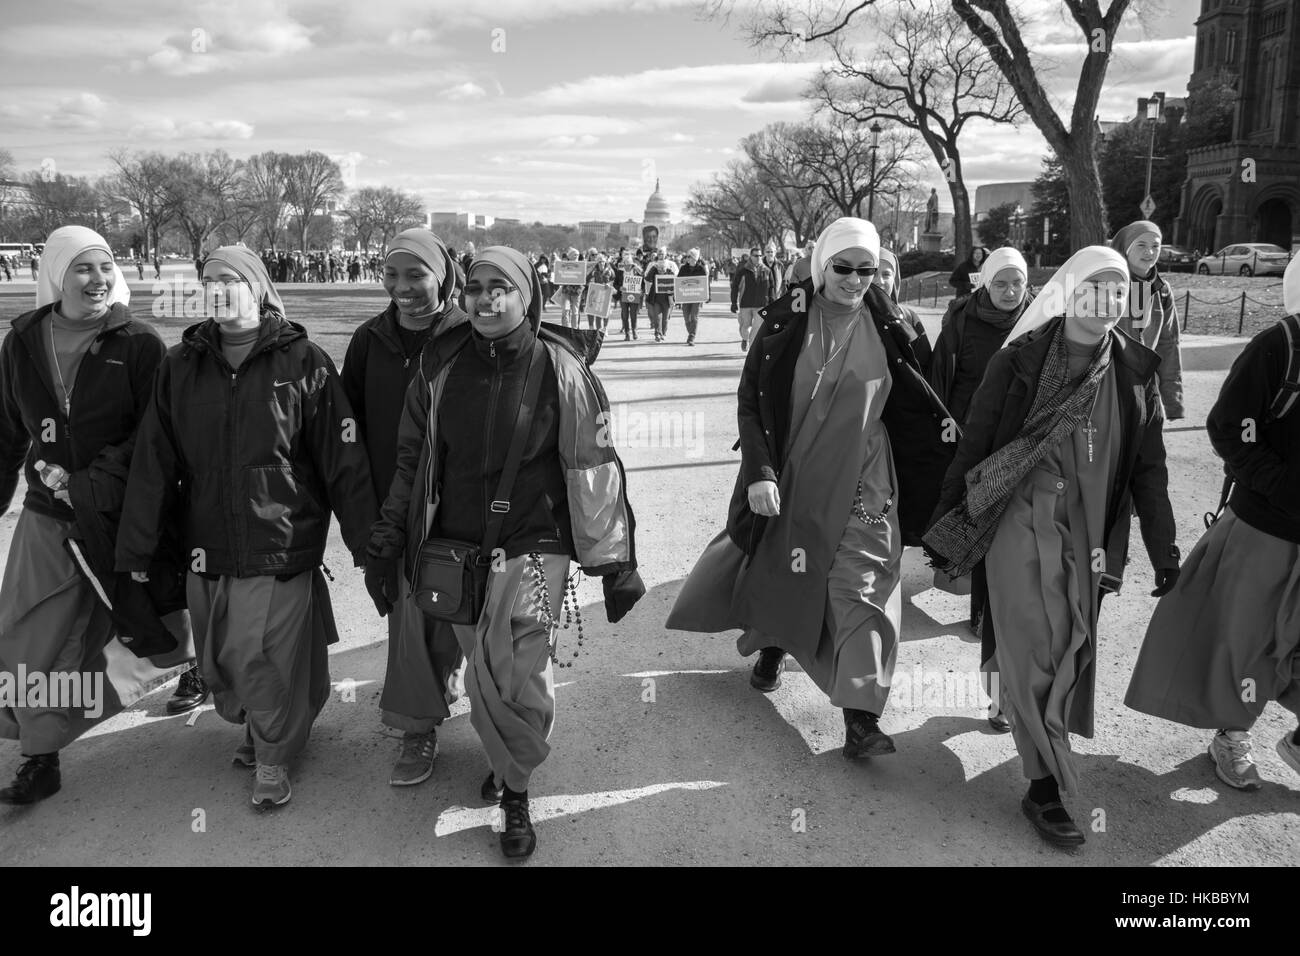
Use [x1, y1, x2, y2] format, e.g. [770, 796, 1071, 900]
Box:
[365, 556, 400, 617]
[1151, 567, 1180, 597]
[603, 568, 645, 624]
[730, 303, 738, 313]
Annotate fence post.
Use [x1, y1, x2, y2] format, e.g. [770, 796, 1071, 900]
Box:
[1238, 290, 1246, 334]
[1182, 290, 1190, 331]
[933, 282, 938, 308]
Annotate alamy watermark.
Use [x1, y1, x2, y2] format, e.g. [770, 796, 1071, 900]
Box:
[595, 403, 706, 459]
[0, 667, 104, 719]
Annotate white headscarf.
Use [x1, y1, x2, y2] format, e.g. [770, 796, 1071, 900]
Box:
[36, 225, 131, 309]
[1000, 245, 1128, 347]
[811, 217, 880, 293]
[977, 247, 1029, 288]
[1285, 254, 1300, 317]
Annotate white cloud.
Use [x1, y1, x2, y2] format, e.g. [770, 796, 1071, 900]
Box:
[444, 82, 487, 101]
[529, 62, 823, 112]
[388, 27, 437, 47]
[127, 117, 255, 141]
[542, 134, 600, 148]
[45, 93, 107, 130]
[666, 132, 694, 143]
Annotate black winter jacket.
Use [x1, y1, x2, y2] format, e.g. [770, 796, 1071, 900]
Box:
[0, 302, 165, 520]
[928, 317, 1179, 662]
[727, 280, 954, 553]
[341, 301, 468, 504]
[1208, 320, 1300, 543]
[115, 314, 377, 578]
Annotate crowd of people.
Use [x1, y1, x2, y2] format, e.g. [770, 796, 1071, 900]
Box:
[0, 214, 1297, 865]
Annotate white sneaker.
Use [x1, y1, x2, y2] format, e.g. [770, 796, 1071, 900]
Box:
[1208, 730, 1262, 791]
[252, 763, 292, 807]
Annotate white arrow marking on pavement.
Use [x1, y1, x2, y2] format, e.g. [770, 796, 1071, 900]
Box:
[330, 679, 377, 691]
[433, 780, 729, 837]
[1169, 787, 1219, 804]
[621, 669, 731, 678]
[80, 704, 211, 740]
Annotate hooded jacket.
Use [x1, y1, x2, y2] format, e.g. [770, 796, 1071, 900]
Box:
[1, 302, 164, 519]
[341, 261, 468, 504]
[368, 261, 637, 584]
[115, 314, 377, 578]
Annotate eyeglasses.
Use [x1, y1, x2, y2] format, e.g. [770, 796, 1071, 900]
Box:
[201, 277, 247, 288]
[464, 281, 518, 297]
[829, 263, 878, 277]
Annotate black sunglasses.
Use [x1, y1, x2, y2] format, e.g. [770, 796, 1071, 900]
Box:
[829, 262, 878, 276]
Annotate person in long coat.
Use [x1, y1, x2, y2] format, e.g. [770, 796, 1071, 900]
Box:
[924, 246, 1180, 850]
[0, 226, 193, 805]
[926, 246, 1032, 672]
[1110, 220, 1184, 420]
[667, 217, 953, 759]
[341, 228, 468, 788]
[1125, 254, 1300, 791]
[366, 247, 644, 860]
[116, 246, 377, 810]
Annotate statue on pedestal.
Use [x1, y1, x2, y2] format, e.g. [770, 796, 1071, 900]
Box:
[924, 188, 940, 234]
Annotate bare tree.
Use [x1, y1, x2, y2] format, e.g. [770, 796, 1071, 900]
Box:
[686, 160, 790, 249]
[740, 123, 833, 245]
[794, 115, 923, 222]
[372, 186, 425, 251]
[281, 151, 343, 253]
[107, 150, 181, 257]
[22, 172, 103, 237]
[948, 0, 1140, 246]
[242, 151, 290, 252]
[169, 150, 242, 261]
[765, 0, 1025, 261]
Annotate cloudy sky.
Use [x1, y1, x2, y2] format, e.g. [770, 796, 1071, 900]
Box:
[1, 0, 1199, 224]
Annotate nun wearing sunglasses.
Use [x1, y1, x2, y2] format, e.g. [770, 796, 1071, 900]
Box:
[668, 217, 953, 759]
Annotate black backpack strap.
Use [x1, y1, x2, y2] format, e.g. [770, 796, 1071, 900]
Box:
[480, 339, 545, 559]
[1266, 314, 1300, 423]
[1204, 463, 1235, 530]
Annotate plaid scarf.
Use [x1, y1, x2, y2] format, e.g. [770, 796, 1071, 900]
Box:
[923, 323, 1113, 576]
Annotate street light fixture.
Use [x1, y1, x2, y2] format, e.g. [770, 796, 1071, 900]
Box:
[1143, 92, 1164, 220]
[868, 121, 883, 221]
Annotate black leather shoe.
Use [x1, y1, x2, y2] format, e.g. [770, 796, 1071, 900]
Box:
[480, 771, 504, 804]
[843, 710, 896, 758]
[499, 797, 537, 859]
[750, 647, 786, 692]
[166, 666, 209, 715]
[988, 710, 1011, 733]
[0, 754, 61, 805]
[1021, 795, 1086, 848]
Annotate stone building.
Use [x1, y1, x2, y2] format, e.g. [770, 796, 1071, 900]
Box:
[1175, 0, 1299, 252]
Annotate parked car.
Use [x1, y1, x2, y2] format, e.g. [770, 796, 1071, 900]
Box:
[1157, 245, 1195, 272]
[1196, 243, 1291, 277]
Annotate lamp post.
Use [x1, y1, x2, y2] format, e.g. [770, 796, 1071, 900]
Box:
[1143, 92, 1164, 220]
[761, 198, 771, 250]
[867, 121, 882, 221]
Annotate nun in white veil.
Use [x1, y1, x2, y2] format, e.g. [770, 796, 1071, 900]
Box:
[925, 246, 1179, 849]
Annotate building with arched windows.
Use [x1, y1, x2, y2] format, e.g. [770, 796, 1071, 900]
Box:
[1174, 0, 1299, 253]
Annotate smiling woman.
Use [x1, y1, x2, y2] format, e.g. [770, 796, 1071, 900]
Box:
[340, 227, 471, 791]
[0, 225, 192, 807]
[115, 244, 378, 811]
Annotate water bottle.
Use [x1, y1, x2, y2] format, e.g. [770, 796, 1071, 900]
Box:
[34, 459, 69, 491]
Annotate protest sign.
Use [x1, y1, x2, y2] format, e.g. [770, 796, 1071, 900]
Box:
[584, 282, 614, 318]
[554, 260, 590, 285]
[654, 275, 675, 295]
[673, 275, 708, 303]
